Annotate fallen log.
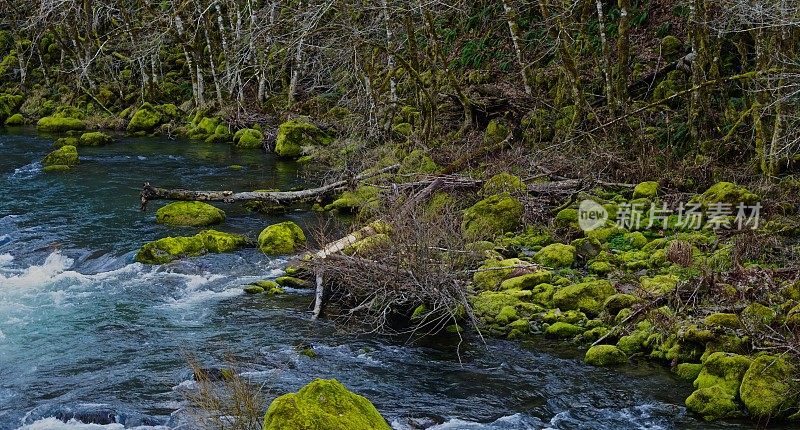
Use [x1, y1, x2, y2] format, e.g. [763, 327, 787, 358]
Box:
[139, 163, 400, 211]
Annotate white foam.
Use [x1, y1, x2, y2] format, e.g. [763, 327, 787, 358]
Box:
[16, 418, 169, 430]
[0, 253, 14, 266]
[10, 162, 42, 179]
[0, 252, 76, 288]
[162, 287, 241, 309]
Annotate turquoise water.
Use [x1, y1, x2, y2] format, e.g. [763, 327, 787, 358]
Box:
[0, 128, 757, 429]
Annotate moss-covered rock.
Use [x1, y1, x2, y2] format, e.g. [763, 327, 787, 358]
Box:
[276, 276, 311, 288]
[78, 131, 113, 146]
[741, 302, 777, 326]
[251, 280, 284, 295]
[695, 182, 759, 207]
[584, 345, 628, 366]
[135, 230, 246, 264]
[545, 322, 583, 338]
[633, 181, 659, 199]
[461, 193, 523, 240]
[499, 270, 553, 290]
[534, 243, 576, 268]
[675, 363, 704, 381]
[640, 274, 679, 295]
[552, 280, 616, 316]
[244, 285, 265, 294]
[4, 112, 23, 125]
[258, 221, 307, 255]
[127, 103, 162, 132]
[398, 149, 438, 175]
[481, 173, 526, 196]
[155, 201, 226, 227]
[42, 145, 79, 168]
[262, 378, 391, 430]
[274, 118, 331, 158]
[324, 186, 380, 213]
[661, 36, 684, 60]
[37, 116, 86, 132]
[693, 352, 752, 397]
[703, 313, 740, 329]
[0, 93, 24, 123]
[472, 258, 531, 291]
[603, 293, 639, 316]
[232, 128, 264, 148]
[739, 355, 797, 418]
[685, 385, 740, 421]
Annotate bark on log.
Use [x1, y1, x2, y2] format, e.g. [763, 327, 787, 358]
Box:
[140, 163, 400, 211]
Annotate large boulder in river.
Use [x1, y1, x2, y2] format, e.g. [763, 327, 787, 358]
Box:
[135, 230, 247, 264]
[155, 201, 226, 227]
[274, 118, 332, 158]
[42, 145, 79, 172]
[78, 131, 113, 146]
[262, 379, 391, 430]
[258, 221, 306, 255]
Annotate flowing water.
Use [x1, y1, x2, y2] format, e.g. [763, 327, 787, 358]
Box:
[0, 128, 759, 430]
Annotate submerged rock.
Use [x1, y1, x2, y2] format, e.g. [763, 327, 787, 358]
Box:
[258, 221, 306, 255]
[262, 379, 391, 430]
[155, 201, 226, 227]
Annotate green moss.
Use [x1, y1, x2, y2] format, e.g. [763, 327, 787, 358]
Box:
[258, 221, 307, 255]
[188, 116, 221, 139]
[472, 258, 530, 291]
[343, 233, 390, 256]
[324, 186, 380, 213]
[704, 313, 740, 329]
[545, 321, 583, 338]
[471, 289, 539, 328]
[499, 270, 553, 290]
[155, 201, 225, 227]
[695, 182, 759, 207]
[135, 235, 206, 264]
[42, 145, 79, 167]
[640, 275, 679, 295]
[262, 379, 391, 430]
[274, 118, 331, 158]
[533, 243, 576, 268]
[252, 280, 284, 294]
[617, 324, 653, 355]
[741, 302, 776, 326]
[603, 293, 639, 315]
[694, 352, 752, 397]
[392, 122, 412, 136]
[78, 131, 112, 146]
[276, 276, 311, 288]
[554, 208, 579, 229]
[584, 345, 628, 366]
[481, 173, 526, 196]
[661, 36, 683, 60]
[484, 119, 510, 145]
[571, 237, 602, 259]
[461, 193, 523, 240]
[244, 285, 265, 294]
[530, 283, 558, 306]
[588, 261, 614, 275]
[685, 385, 740, 421]
[232, 128, 264, 148]
[127, 103, 162, 132]
[633, 181, 659, 199]
[37, 116, 86, 132]
[197, 230, 247, 253]
[0, 93, 24, 123]
[675, 363, 703, 381]
[552, 280, 616, 316]
[398, 149, 438, 175]
[739, 355, 797, 418]
[4, 112, 23, 125]
[541, 309, 587, 325]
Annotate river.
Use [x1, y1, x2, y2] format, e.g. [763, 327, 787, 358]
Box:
[0, 128, 757, 429]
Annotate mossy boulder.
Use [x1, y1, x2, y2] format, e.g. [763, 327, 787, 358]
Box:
[127, 103, 162, 132]
[258, 221, 307, 255]
[4, 112, 23, 125]
[135, 230, 246, 264]
[37, 116, 86, 132]
[661, 35, 684, 60]
[250, 280, 284, 295]
[275, 276, 311, 288]
[274, 118, 331, 158]
[603, 293, 639, 316]
[685, 385, 740, 421]
[534, 243, 576, 268]
[633, 181, 659, 199]
[739, 355, 797, 418]
[398, 149, 438, 175]
[155, 201, 226, 227]
[640, 275, 679, 295]
[675, 363, 704, 381]
[695, 182, 758, 207]
[481, 173, 526, 196]
[499, 270, 553, 290]
[545, 322, 583, 338]
[694, 352, 751, 395]
[42, 145, 79, 169]
[188, 116, 221, 139]
[324, 186, 380, 213]
[0, 93, 24, 123]
[472, 258, 531, 291]
[552, 280, 616, 316]
[461, 193, 523, 240]
[244, 285, 265, 294]
[262, 378, 391, 430]
[232, 128, 264, 148]
[78, 131, 113, 146]
[704, 313, 740, 329]
[584, 345, 628, 366]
